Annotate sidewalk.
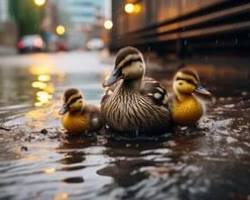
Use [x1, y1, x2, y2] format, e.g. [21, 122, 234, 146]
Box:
[0, 46, 16, 56]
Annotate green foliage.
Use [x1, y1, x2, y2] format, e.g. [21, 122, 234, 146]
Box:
[9, 0, 43, 37]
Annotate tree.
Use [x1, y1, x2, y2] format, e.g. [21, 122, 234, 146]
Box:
[9, 0, 44, 38]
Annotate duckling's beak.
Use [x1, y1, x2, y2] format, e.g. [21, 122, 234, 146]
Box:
[195, 85, 212, 97]
[59, 104, 68, 115]
[103, 68, 122, 87]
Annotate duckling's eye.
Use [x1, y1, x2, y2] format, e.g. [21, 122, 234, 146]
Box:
[178, 82, 183, 86]
[176, 77, 196, 86]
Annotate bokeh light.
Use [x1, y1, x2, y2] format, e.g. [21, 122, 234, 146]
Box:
[38, 75, 51, 82]
[104, 20, 113, 30]
[34, 0, 46, 7]
[44, 167, 56, 174]
[56, 25, 66, 36]
[124, 3, 135, 14]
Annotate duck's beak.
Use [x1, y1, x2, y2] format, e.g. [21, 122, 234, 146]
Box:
[194, 85, 212, 97]
[59, 104, 68, 115]
[103, 68, 122, 87]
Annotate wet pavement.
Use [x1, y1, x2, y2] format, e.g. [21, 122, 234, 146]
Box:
[0, 51, 250, 200]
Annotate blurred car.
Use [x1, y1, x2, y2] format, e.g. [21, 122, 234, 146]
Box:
[56, 39, 68, 52]
[17, 35, 45, 53]
[86, 38, 104, 51]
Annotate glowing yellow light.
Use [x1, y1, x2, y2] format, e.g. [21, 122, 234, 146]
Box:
[54, 192, 69, 200]
[134, 4, 142, 13]
[36, 91, 52, 103]
[44, 167, 56, 174]
[44, 85, 55, 93]
[104, 20, 113, 30]
[38, 74, 51, 82]
[125, 3, 135, 14]
[29, 65, 52, 75]
[34, 0, 46, 6]
[32, 81, 47, 89]
[56, 25, 66, 36]
[35, 102, 43, 107]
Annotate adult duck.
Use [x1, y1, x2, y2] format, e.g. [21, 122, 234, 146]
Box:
[101, 46, 171, 135]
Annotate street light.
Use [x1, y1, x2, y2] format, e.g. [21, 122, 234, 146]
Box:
[34, 0, 46, 7]
[56, 25, 66, 36]
[124, 3, 142, 14]
[124, 3, 134, 14]
[104, 20, 113, 30]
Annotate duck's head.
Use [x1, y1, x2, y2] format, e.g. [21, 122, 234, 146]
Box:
[173, 67, 212, 97]
[103, 46, 145, 87]
[59, 88, 85, 115]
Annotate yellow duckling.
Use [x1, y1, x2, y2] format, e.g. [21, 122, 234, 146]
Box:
[59, 88, 103, 134]
[171, 67, 212, 126]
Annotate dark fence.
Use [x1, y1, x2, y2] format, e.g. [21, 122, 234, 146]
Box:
[110, 0, 250, 56]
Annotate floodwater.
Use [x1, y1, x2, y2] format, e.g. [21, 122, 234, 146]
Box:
[0, 52, 250, 200]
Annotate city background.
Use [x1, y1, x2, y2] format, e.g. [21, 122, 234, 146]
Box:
[0, 0, 111, 52]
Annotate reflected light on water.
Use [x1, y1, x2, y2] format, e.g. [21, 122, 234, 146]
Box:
[36, 91, 52, 106]
[44, 167, 56, 174]
[29, 65, 53, 75]
[54, 192, 69, 200]
[29, 65, 55, 107]
[32, 81, 47, 89]
[38, 74, 51, 82]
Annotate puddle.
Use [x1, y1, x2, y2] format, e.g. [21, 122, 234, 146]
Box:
[0, 52, 250, 200]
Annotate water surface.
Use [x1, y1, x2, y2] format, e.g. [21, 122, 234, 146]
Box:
[0, 52, 250, 200]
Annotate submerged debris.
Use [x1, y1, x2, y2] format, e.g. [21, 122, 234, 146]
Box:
[40, 128, 48, 135]
[20, 146, 28, 151]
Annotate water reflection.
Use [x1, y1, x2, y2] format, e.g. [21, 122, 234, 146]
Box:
[29, 65, 55, 107]
[0, 53, 250, 200]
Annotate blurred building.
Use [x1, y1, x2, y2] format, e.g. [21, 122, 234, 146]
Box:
[0, 0, 17, 47]
[55, 0, 106, 49]
[0, 0, 8, 22]
[110, 0, 250, 56]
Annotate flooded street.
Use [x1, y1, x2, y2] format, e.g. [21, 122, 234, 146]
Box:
[0, 52, 250, 200]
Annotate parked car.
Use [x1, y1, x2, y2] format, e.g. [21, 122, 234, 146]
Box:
[56, 39, 68, 52]
[86, 38, 104, 51]
[17, 35, 45, 53]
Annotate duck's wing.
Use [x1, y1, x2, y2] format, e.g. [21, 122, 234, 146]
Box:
[84, 104, 103, 131]
[141, 77, 169, 108]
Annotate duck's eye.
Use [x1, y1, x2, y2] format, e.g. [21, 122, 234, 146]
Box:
[179, 82, 183, 86]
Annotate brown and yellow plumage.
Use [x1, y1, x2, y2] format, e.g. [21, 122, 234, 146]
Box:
[59, 88, 103, 134]
[170, 67, 212, 126]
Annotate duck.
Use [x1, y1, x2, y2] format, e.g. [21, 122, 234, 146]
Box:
[170, 67, 212, 126]
[101, 46, 171, 135]
[59, 88, 103, 134]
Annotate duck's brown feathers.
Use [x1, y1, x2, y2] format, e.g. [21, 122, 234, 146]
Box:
[101, 78, 170, 134]
[102, 77, 168, 108]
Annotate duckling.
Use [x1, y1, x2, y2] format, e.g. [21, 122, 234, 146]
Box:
[101, 46, 171, 135]
[171, 67, 212, 126]
[59, 88, 103, 134]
